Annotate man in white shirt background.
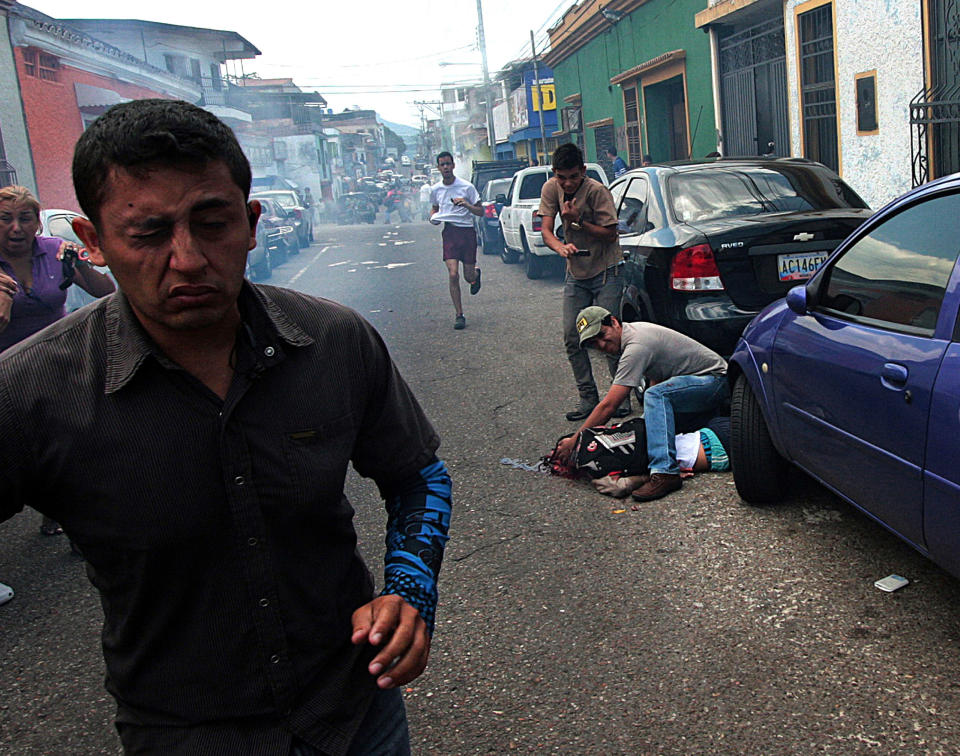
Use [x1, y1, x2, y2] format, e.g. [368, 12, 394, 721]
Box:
[429, 152, 483, 330]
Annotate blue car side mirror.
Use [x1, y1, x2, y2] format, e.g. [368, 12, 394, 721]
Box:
[786, 285, 808, 315]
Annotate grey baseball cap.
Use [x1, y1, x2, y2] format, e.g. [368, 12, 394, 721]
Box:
[576, 306, 611, 345]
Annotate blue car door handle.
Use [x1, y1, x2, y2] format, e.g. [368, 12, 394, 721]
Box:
[881, 362, 908, 389]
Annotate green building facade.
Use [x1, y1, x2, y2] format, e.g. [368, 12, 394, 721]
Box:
[546, 0, 717, 171]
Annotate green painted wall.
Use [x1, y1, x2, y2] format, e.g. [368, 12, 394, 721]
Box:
[553, 0, 716, 164]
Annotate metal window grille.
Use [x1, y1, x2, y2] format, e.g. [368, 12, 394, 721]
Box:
[910, 0, 960, 185]
[0, 160, 17, 189]
[623, 86, 642, 165]
[718, 16, 788, 157]
[38, 53, 59, 81]
[593, 123, 615, 164]
[22, 48, 36, 77]
[798, 4, 838, 171]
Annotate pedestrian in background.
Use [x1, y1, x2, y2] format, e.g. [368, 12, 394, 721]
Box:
[539, 142, 630, 421]
[302, 186, 318, 226]
[0, 99, 452, 754]
[606, 146, 628, 178]
[429, 151, 482, 330]
[419, 179, 433, 220]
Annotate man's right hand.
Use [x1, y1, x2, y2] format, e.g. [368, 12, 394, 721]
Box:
[560, 199, 580, 224]
[555, 242, 580, 259]
[351, 594, 431, 689]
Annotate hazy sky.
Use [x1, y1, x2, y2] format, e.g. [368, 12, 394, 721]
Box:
[29, 0, 573, 127]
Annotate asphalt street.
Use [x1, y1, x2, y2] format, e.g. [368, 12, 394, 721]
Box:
[3, 218, 960, 754]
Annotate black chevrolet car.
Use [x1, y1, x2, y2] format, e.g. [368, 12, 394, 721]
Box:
[610, 158, 871, 355]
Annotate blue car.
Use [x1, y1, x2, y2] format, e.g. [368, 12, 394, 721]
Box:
[478, 177, 512, 256]
[729, 172, 960, 579]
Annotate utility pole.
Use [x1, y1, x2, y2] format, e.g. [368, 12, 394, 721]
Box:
[530, 30, 549, 165]
[414, 100, 443, 159]
[476, 0, 497, 153]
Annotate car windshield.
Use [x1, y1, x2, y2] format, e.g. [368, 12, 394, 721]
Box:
[668, 165, 868, 224]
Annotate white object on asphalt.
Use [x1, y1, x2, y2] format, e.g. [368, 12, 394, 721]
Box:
[0, 581, 13, 605]
[874, 574, 909, 592]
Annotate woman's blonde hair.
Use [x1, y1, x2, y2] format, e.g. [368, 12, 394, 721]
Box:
[0, 185, 40, 217]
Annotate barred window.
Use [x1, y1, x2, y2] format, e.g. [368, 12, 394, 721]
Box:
[623, 86, 642, 167]
[38, 53, 59, 81]
[22, 48, 36, 77]
[22, 49, 59, 81]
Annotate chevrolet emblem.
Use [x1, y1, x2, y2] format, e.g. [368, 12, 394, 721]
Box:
[794, 232, 815, 242]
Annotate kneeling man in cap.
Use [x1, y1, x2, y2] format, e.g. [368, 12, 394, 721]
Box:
[555, 306, 729, 501]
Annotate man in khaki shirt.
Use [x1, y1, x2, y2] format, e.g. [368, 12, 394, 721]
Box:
[540, 143, 629, 421]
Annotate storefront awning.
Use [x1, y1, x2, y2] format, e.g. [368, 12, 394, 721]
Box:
[695, 0, 766, 28]
[74, 83, 130, 110]
[610, 50, 685, 86]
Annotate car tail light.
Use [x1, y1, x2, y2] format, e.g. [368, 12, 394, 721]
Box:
[293, 209, 303, 220]
[670, 244, 724, 291]
[483, 203, 498, 219]
[532, 214, 542, 233]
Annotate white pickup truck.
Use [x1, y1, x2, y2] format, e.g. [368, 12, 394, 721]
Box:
[498, 163, 608, 279]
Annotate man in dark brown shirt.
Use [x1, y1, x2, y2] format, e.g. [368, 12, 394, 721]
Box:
[0, 99, 452, 755]
[540, 143, 629, 422]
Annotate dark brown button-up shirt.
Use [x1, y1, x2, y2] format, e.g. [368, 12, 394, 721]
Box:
[538, 175, 623, 279]
[0, 283, 442, 754]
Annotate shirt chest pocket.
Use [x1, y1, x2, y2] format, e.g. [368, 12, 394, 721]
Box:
[280, 413, 357, 508]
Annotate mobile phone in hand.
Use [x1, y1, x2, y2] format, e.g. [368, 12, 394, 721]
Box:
[574, 249, 591, 256]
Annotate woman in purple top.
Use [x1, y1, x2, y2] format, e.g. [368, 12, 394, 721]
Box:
[0, 185, 115, 352]
[0, 185, 115, 541]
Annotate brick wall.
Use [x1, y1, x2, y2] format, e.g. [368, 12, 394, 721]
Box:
[15, 47, 168, 213]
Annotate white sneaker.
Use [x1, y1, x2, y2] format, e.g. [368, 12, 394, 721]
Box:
[0, 582, 13, 606]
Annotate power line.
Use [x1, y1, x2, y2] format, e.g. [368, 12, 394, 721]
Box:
[295, 83, 484, 95]
[503, 0, 572, 64]
[338, 44, 477, 69]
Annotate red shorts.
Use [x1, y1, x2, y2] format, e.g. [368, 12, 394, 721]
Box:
[442, 224, 478, 265]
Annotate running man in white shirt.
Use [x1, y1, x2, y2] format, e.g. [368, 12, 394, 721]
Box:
[429, 152, 482, 330]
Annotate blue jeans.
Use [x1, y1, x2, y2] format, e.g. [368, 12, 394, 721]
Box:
[563, 266, 624, 400]
[291, 688, 410, 756]
[644, 374, 729, 474]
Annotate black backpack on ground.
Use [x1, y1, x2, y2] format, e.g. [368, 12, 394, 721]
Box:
[572, 418, 649, 478]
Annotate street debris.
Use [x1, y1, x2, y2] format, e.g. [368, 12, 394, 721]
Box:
[874, 574, 909, 592]
[499, 457, 547, 473]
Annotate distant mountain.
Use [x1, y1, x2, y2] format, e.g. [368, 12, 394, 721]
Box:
[381, 119, 419, 152]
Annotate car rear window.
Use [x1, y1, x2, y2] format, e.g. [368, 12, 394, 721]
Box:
[485, 179, 511, 200]
[668, 165, 868, 224]
[519, 172, 548, 200]
[46, 214, 83, 244]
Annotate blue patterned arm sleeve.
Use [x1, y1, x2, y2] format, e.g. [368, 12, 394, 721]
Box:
[381, 458, 452, 635]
